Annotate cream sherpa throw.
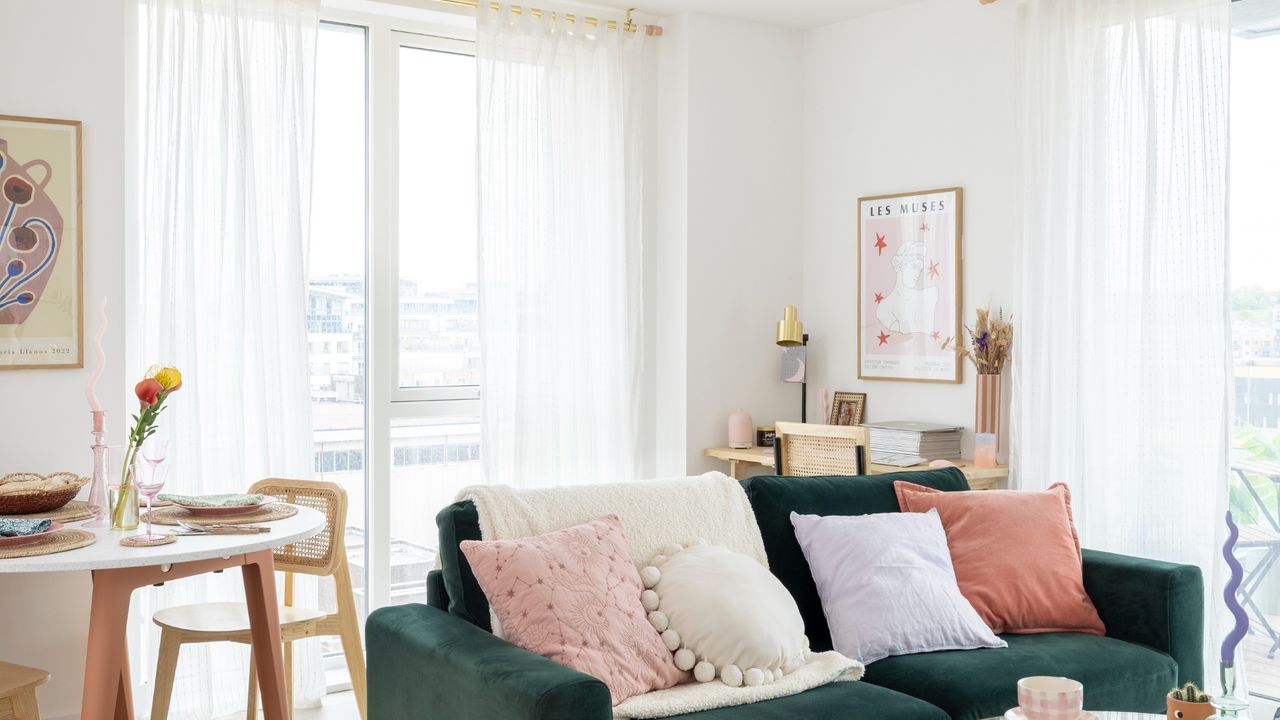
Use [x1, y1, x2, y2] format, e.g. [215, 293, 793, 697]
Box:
[454, 472, 862, 718]
[455, 471, 768, 566]
[613, 651, 863, 719]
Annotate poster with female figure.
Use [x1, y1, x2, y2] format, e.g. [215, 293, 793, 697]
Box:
[858, 187, 961, 382]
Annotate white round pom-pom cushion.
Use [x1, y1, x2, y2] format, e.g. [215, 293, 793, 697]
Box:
[643, 544, 809, 687]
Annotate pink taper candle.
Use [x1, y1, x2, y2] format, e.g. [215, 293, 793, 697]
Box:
[86, 297, 107, 427]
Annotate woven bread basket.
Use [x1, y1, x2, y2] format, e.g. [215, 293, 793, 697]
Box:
[0, 472, 88, 515]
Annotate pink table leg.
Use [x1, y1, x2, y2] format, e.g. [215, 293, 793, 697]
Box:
[79, 553, 292, 720]
[116, 645, 134, 720]
[243, 548, 289, 720]
[82, 568, 133, 720]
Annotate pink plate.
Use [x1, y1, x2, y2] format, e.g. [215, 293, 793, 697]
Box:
[176, 500, 273, 517]
[0, 522, 63, 548]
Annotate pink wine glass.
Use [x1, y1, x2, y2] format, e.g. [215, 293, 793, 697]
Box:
[134, 437, 171, 542]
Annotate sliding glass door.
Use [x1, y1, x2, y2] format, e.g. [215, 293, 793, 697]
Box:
[1228, 4, 1280, 713]
[310, 11, 479, 632]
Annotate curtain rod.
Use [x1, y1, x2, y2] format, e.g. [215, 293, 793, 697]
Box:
[432, 0, 665, 35]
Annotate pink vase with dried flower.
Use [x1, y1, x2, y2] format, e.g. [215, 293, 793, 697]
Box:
[975, 374, 1000, 450]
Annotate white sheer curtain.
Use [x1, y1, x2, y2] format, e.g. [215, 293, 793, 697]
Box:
[1012, 0, 1231, 678]
[136, 0, 322, 716]
[477, 5, 646, 487]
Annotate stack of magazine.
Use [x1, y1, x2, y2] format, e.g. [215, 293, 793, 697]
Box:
[864, 421, 963, 465]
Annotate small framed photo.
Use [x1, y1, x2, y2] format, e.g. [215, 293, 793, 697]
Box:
[829, 392, 867, 426]
[756, 426, 776, 448]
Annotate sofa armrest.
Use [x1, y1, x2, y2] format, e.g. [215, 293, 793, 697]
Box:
[1081, 549, 1204, 686]
[366, 603, 612, 720]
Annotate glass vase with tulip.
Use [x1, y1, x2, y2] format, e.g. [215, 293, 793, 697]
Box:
[112, 365, 182, 530]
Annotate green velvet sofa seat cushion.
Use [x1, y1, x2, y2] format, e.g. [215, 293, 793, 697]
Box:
[862, 632, 1178, 720]
[662, 679, 949, 720]
[740, 468, 970, 651]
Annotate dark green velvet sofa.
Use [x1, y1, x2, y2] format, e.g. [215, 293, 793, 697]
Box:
[367, 468, 1203, 720]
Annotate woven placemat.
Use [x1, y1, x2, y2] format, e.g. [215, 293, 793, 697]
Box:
[0, 529, 96, 559]
[120, 534, 176, 547]
[0, 500, 95, 524]
[143, 503, 298, 526]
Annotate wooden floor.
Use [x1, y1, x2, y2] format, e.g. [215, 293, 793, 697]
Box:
[217, 690, 358, 719]
[1247, 628, 1280, 702]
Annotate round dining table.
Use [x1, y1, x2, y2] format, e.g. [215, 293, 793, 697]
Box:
[0, 507, 326, 720]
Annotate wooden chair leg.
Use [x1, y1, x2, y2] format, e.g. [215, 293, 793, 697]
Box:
[284, 640, 294, 718]
[9, 688, 41, 720]
[334, 559, 367, 720]
[150, 629, 184, 720]
[246, 657, 259, 720]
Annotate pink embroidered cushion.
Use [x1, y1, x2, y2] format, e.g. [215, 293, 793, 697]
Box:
[459, 515, 688, 704]
[893, 481, 1105, 636]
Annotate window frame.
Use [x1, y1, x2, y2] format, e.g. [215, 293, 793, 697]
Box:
[318, 4, 479, 617]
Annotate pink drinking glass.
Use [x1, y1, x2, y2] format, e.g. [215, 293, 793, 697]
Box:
[134, 437, 171, 542]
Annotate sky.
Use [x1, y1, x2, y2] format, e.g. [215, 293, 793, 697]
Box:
[1231, 32, 1280, 290]
[309, 23, 478, 293]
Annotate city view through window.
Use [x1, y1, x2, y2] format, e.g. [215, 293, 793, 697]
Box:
[1228, 30, 1280, 703]
[306, 23, 481, 635]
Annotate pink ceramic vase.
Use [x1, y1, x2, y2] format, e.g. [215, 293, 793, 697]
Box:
[1, 138, 65, 326]
[728, 409, 753, 449]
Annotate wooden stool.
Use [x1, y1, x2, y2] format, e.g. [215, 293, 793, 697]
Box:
[0, 662, 49, 720]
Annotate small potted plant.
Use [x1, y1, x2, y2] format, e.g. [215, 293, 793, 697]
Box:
[1167, 682, 1213, 720]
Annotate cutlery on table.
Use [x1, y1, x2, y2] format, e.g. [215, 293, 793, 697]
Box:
[174, 520, 271, 535]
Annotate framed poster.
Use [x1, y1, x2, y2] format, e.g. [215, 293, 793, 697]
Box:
[857, 187, 961, 383]
[0, 115, 83, 369]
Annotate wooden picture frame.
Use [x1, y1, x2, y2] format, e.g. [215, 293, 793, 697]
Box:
[0, 114, 83, 370]
[828, 391, 867, 426]
[857, 187, 962, 383]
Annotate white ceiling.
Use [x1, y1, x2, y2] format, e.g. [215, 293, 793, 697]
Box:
[584, 0, 919, 30]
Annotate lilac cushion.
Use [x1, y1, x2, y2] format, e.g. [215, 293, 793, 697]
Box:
[790, 509, 1006, 664]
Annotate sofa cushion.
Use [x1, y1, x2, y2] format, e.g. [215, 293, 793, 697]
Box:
[895, 481, 1105, 636]
[660, 679, 949, 720]
[861, 632, 1178, 720]
[740, 469, 969, 651]
[438, 499, 491, 630]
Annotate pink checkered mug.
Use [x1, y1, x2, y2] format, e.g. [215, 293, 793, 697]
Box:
[1017, 676, 1084, 720]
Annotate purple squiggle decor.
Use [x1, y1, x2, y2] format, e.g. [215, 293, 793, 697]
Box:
[1221, 511, 1249, 666]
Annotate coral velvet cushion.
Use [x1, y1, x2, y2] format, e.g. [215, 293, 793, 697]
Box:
[459, 515, 687, 705]
[893, 481, 1105, 636]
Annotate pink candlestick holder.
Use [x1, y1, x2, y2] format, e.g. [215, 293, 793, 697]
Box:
[84, 411, 111, 528]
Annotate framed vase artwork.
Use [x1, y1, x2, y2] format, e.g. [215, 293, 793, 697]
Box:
[0, 115, 83, 370]
[829, 391, 866, 426]
[857, 187, 961, 383]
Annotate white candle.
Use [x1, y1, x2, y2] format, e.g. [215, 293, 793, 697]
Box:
[86, 297, 107, 413]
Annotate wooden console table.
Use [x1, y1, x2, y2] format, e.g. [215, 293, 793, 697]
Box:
[704, 446, 1008, 490]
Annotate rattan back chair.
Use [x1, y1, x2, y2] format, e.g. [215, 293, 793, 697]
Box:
[249, 478, 345, 577]
[150, 479, 367, 720]
[774, 421, 869, 476]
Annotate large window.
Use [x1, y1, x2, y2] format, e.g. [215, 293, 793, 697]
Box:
[1227, 4, 1280, 710]
[308, 10, 480, 653]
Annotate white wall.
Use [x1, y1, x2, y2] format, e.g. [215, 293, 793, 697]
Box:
[0, 1, 128, 716]
[655, 12, 806, 475]
[801, 0, 1018, 458]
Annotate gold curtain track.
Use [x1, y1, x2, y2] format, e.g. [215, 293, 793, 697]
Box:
[432, 0, 664, 36]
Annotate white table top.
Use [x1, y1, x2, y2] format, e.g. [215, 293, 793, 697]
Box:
[0, 506, 326, 573]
